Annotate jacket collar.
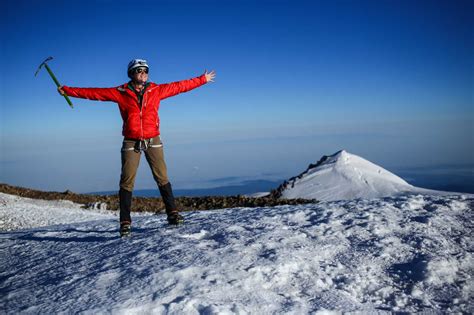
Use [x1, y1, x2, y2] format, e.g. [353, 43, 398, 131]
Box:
[118, 81, 156, 93]
[127, 81, 151, 93]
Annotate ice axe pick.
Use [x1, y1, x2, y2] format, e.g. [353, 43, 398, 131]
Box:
[35, 56, 73, 108]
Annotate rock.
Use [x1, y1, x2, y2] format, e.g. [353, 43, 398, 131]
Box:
[84, 202, 108, 210]
[0, 183, 317, 213]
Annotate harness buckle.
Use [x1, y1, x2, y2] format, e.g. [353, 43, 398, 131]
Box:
[133, 138, 153, 152]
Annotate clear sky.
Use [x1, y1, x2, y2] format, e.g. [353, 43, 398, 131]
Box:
[1, 0, 473, 193]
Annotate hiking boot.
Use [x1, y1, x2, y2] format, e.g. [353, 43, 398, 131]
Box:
[120, 222, 131, 237]
[167, 212, 184, 225]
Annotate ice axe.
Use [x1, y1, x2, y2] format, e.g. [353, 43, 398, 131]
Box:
[35, 56, 73, 108]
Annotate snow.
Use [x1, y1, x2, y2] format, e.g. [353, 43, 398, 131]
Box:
[280, 150, 471, 201]
[1, 192, 473, 313]
[245, 192, 271, 198]
[0, 193, 116, 231]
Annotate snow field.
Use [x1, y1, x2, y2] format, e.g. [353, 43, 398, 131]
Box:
[0, 193, 116, 231]
[0, 193, 472, 314]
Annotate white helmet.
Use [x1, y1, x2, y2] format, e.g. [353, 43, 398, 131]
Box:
[127, 59, 149, 77]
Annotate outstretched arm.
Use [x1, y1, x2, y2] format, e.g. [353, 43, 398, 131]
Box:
[58, 86, 120, 102]
[159, 70, 216, 100]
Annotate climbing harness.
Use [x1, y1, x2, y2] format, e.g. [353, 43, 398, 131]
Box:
[122, 137, 163, 153]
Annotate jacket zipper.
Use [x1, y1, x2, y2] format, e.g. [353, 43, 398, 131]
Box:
[140, 111, 143, 140]
[140, 91, 147, 140]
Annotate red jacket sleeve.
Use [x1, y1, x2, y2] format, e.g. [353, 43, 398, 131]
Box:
[158, 74, 207, 100]
[62, 86, 120, 103]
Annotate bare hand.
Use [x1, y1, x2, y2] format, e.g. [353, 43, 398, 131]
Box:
[204, 70, 216, 83]
[58, 86, 65, 96]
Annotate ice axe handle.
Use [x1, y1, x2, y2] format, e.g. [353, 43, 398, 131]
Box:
[44, 63, 74, 108]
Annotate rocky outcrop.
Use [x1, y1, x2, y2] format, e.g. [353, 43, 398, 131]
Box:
[0, 183, 317, 213]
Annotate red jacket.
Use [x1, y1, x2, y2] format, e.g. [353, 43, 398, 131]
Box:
[62, 74, 207, 140]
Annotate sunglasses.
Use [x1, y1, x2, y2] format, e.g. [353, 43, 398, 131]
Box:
[134, 67, 149, 74]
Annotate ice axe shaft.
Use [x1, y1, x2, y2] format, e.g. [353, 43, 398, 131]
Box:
[35, 57, 73, 108]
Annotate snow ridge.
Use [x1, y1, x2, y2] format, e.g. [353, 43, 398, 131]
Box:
[275, 150, 466, 201]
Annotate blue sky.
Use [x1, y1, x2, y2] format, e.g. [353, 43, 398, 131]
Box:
[1, 0, 473, 193]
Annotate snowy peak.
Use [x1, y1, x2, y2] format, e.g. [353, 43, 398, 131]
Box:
[274, 150, 417, 201]
[308, 150, 359, 173]
[318, 150, 409, 186]
[319, 149, 350, 166]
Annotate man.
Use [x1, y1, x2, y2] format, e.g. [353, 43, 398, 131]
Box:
[59, 59, 215, 236]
